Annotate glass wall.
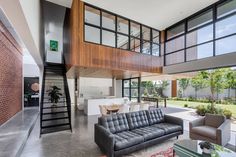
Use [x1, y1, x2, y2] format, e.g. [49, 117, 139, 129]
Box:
[165, 0, 236, 65]
[122, 78, 140, 102]
[84, 4, 160, 56]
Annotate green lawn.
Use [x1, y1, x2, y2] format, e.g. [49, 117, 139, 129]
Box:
[167, 100, 236, 118]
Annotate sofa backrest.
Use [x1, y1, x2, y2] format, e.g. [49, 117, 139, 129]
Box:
[205, 113, 225, 128]
[126, 110, 149, 130]
[146, 109, 164, 125]
[98, 113, 129, 133]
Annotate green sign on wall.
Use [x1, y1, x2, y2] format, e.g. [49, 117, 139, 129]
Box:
[50, 40, 58, 52]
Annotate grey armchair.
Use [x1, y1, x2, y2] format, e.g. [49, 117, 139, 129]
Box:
[189, 113, 231, 146]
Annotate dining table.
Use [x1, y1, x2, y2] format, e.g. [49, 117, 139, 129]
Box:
[106, 106, 120, 114]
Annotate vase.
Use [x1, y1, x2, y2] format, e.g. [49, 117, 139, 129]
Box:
[202, 148, 212, 154]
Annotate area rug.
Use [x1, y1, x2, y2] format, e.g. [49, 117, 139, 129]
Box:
[150, 147, 173, 157]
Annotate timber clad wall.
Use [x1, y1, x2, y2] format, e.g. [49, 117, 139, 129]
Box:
[66, 0, 162, 76]
[0, 21, 22, 125]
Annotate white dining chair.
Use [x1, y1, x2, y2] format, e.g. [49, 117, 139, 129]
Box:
[140, 103, 149, 111]
[118, 104, 130, 113]
[99, 105, 107, 116]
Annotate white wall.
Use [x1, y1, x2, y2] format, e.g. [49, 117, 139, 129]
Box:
[116, 80, 122, 98]
[163, 80, 172, 97]
[0, 0, 43, 68]
[23, 64, 40, 77]
[19, 0, 40, 52]
[67, 78, 75, 104]
[79, 77, 113, 98]
[177, 81, 236, 99]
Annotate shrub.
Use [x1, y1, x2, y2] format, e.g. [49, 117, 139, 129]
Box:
[196, 104, 224, 116]
[196, 105, 207, 116]
[184, 104, 188, 108]
[223, 109, 232, 119]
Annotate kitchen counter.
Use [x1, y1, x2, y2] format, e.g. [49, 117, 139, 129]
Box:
[84, 97, 125, 115]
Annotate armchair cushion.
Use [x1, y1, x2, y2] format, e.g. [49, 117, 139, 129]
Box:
[205, 113, 225, 128]
[99, 113, 129, 134]
[131, 126, 165, 141]
[114, 131, 144, 151]
[191, 126, 217, 139]
[152, 123, 182, 134]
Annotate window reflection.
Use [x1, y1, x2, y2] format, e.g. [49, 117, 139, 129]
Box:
[216, 14, 236, 38]
[186, 24, 213, 47]
[142, 41, 151, 54]
[186, 42, 213, 61]
[216, 35, 236, 55]
[117, 34, 129, 50]
[131, 22, 141, 38]
[117, 17, 128, 35]
[167, 23, 185, 40]
[142, 26, 151, 41]
[85, 25, 100, 44]
[85, 6, 100, 26]
[130, 37, 141, 52]
[102, 30, 115, 47]
[102, 12, 115, 30]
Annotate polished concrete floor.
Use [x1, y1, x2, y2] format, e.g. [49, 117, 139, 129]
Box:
[20, 107, 235, 157]
[0, 107, 39, 157]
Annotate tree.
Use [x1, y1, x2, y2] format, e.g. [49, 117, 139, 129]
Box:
[178, 78, 190, 97]
[200, 69, 227, 110]
[225, 69, 236, 98]
[191, 74, 207, 98]
[158, 80, 169, 97]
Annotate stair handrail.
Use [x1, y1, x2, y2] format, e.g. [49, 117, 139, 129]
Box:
[40, 67, 46, 136]
[62, 56, 72, 132]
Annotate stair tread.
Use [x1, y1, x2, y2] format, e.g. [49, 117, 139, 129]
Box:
[41, 123, 70, 129]
[42, 116, 69, 121]
[41, 125, 71, 134]
[42, 111, 68, 115]
[43, 106, 67, 109]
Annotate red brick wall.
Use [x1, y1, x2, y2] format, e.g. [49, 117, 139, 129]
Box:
[0, 21, 23, 125]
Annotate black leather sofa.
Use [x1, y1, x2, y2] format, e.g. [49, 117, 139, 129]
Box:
[94, 109, 183, 157]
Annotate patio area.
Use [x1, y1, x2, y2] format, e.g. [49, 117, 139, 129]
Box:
[165, 105, 236, 147]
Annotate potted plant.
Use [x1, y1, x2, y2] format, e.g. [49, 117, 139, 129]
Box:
[47, 86, 62, 112]
[199, 141, 215, 154]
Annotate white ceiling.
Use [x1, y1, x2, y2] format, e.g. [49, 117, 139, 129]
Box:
[83, 0, 218, 30]
[46, 0, 218, 30]
[46, 0, 72, 8]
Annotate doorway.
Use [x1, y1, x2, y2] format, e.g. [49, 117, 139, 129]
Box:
[24, 77, 39, 107]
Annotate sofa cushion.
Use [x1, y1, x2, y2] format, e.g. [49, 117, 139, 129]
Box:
[191, 126, 217, 139]
[205, 113, 225, 128]
[114, 131, 144, 150]
[146, 109, 164, 125]
[126, 111, 149, 130]
[99, 113, 129, 134]
[131, 126, 165, 141]
[152, 123, 182, 134]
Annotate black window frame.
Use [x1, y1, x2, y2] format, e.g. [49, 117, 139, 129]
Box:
[84, 3, 161, 56]
[122, 77, 141, 102]
[164, 0, 236, 66]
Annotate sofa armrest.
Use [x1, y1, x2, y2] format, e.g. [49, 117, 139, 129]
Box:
[164, 115, 183, 132]
[216, 119, 231, 146]
[189, 117, 205, 132]
[94, 124, 115, 157]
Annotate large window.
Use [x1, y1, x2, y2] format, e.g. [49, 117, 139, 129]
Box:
[84, 4, 160, 56]
[122, 78, 140, 102]
[164, 0, 236, 65]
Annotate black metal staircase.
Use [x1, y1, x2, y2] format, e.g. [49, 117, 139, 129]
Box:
[40, 63, 72, 135]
